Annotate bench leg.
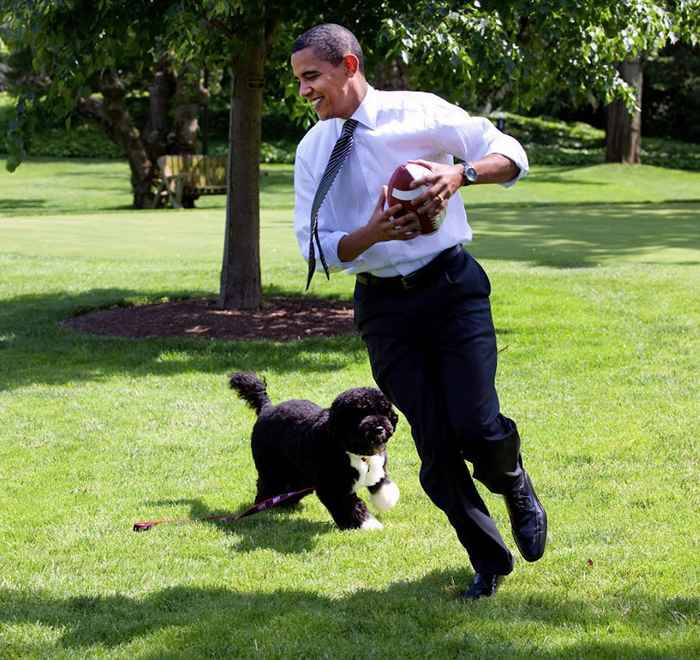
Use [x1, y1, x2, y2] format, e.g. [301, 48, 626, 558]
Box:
[173, 176, 184, 209]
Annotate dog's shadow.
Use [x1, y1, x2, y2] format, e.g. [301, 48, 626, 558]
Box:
[146, 498, 333, 554]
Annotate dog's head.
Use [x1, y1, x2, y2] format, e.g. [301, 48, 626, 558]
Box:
[328, 388, 399, 455]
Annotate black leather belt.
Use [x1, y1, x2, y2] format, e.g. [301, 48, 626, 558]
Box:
[356, 245, 463, 291]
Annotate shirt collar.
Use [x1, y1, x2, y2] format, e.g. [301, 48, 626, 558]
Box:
[349, 85, 378, 130]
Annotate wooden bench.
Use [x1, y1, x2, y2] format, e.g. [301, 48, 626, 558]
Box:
[157, 155, 228, 208]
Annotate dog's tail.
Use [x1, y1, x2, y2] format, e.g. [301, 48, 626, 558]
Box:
[229, 372, 271, 415]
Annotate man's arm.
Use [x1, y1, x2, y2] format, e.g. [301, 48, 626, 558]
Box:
[406, 106, 528, 216]
[338, 187, 417, 263]
[338, 154, 519, 263]
[463, 153, 520, 184]
[408, 153, 520, 219]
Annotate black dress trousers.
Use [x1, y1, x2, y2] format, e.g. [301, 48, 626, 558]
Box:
[354, 247, 521, 576]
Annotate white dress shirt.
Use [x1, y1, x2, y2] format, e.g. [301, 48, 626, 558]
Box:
[294, 86, 529, 277]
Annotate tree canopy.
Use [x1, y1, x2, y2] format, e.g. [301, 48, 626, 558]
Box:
[2, 0, 698, 306]
[4, 0, 698, 172]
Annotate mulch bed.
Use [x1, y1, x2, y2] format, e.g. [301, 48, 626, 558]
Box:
[62, 297, 356, 342]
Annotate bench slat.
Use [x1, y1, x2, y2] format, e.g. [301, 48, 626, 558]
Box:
[157, 155, 229, 207]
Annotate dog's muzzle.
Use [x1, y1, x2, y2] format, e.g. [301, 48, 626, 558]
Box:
[359, 415, 394, 449]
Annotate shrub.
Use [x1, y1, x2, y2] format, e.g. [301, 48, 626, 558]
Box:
[22, 125, 123, 159]
[488, 112, 700, 170]
[2, 89, 698, 170]
[205, 138, 296, 164]
[0, 93, 123, 159]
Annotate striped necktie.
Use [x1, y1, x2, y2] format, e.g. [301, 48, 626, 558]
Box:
[306, 118, 359, 290]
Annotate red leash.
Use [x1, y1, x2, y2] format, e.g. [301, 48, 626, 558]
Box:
[132, 486, 315, 532]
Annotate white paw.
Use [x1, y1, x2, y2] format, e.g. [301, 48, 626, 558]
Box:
[370, 480, 400, 512]
[360, 515, 384, 531]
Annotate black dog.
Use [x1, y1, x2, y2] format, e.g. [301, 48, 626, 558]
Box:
[229, 372, 400, 530]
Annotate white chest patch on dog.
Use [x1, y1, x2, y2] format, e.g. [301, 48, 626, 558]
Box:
[348, 453, 385, 492]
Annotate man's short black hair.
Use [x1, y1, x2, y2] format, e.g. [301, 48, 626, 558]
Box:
[292, 23, 365, 74]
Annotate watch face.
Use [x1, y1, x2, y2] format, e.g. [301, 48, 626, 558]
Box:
[465, 166, 478, 184]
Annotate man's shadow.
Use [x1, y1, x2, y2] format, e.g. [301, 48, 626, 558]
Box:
[2, 574, 696, 658]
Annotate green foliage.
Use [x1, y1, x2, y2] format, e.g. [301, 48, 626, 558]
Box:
[204, 139, 296, 164]
[376, 1, 700, 113]
[4, 92, 700, 170]
[644, 41, 700, 143]
[8, 125, 122, 159]
[490, 113, 700, 170]
[641, 136, 700, 170]
[259, 139, 296, 164]
[1, 93, 30, 171]
[3, 0, 700, 174]
[0, 93, 121, 159]
[497, 114, 604, 167]
[0, 0, 194, 171]
[499, 114, 605, 148]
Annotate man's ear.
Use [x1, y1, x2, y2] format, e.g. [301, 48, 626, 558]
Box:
[343, 54, 359, 75]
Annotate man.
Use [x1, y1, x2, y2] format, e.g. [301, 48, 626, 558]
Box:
[291, 23, 547, 600]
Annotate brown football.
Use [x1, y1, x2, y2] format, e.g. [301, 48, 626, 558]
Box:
[387, 163, 445, 235]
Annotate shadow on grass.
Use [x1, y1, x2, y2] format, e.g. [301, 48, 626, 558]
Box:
[145, 497, 332, 554]
[0, 198, 48, 211]
[2, 198, 699, 389]
[0, 287, 366, 393]
[57, 171, 129, 179]
[1, 574, 696, 658]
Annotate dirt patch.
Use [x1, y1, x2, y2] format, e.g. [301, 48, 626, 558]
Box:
[62, 297, 356, 342]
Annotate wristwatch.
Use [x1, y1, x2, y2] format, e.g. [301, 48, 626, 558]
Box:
[461, 163, 478, 186]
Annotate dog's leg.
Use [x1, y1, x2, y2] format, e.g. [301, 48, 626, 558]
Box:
[255, 476, 275, 503]
[253, 451, 305, 505]
[316, 488, 383, 530]
[368, 477, 400, 512]
[367, 453, 400, 512]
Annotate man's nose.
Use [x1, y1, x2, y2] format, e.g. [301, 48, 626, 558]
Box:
[299, 80, 312, 97]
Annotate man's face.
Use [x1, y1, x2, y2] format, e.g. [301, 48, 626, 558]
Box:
[291, 47, 355, 120]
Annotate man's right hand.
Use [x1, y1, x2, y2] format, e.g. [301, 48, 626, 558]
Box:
[338, 186, 420, 262]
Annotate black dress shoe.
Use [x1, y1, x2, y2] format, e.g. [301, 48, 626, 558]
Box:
[504, 469, 547, 562]
[461, 573, 503, 600]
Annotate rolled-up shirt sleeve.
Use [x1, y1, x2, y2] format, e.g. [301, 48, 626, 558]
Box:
[293, 150, 349, 271]
[431, 99, 529, 187]
[293, 151, 314, 261]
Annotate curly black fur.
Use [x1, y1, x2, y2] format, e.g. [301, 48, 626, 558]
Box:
[229, 372, 271, 415]
[229, 371, 400, 530]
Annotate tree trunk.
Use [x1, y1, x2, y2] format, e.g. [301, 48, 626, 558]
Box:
[374, 57, 409, 91]
[173, 63, 207, 155]
[202, 67, 210, 156]
[78, 71, 155, 208]
[606, 58, 643, 164]
[143, 55, 176, 161]
[218, 37, 265, 310]
[99, 71, 156, 208]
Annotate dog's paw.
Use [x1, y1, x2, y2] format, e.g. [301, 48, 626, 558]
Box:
[360, 515, 384, 531]
[370, 480, 400, 512]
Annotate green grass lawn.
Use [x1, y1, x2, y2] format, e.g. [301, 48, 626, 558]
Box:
[1, 159, 699, 658]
